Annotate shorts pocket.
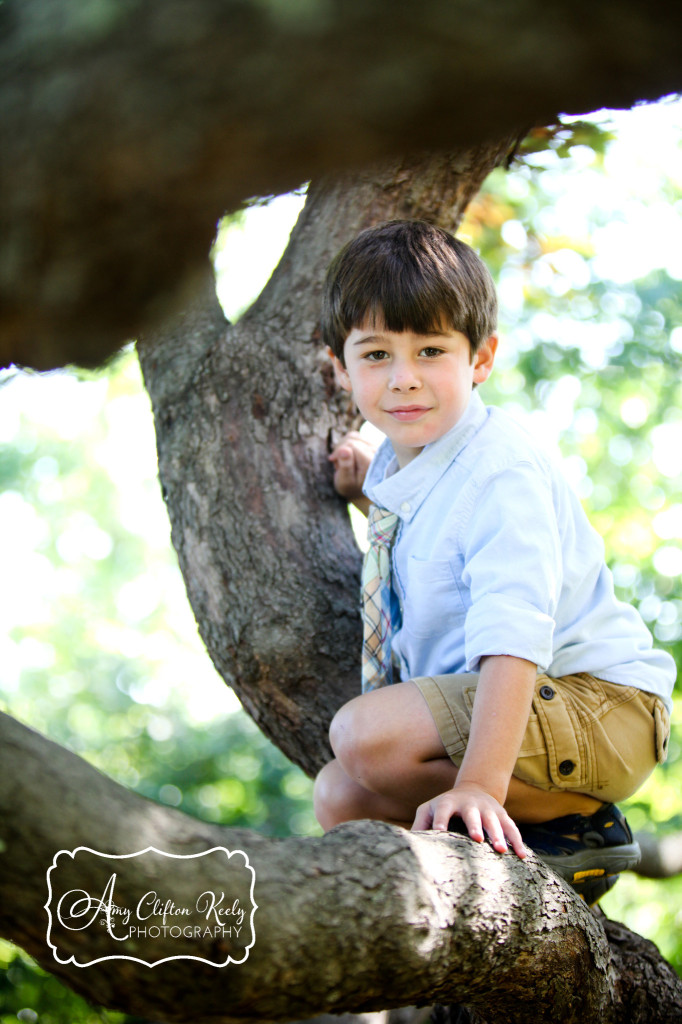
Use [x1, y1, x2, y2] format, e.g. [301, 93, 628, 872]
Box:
[653, 699, 670, 763]
[532, 679, 589, 790]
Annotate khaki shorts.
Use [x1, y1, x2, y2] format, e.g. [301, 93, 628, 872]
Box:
[413, 671, 671, 804]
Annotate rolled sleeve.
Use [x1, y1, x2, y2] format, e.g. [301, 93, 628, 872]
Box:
[465, 594, 555, 671]
[461, 460, 562, 670]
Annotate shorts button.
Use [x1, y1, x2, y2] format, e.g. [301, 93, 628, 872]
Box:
[559, 760, 575, 776]
[539, 685, 555, 700]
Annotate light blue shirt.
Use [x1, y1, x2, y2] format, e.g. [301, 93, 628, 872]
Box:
[363, 391, 676, 713]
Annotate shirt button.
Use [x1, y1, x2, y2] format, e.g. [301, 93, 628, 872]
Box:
[400, 501, 411, 513]
[539, 685, 555, 700]
[559, 760, 575, 776]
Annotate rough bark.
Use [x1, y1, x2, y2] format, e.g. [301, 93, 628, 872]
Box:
[3, 0, 682, 370]
[138, 144, 516, 775]
[1, 711, 681, 1024]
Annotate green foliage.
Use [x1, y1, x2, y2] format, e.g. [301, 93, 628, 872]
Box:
[518, 120, 615, 161]
[0, 940, 128, 1024]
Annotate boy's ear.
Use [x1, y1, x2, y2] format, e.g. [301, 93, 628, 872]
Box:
[326, 346, 353, 393]
[472, 334, 498, 385]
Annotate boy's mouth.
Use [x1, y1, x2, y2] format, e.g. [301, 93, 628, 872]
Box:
[386, 405, 431, 421]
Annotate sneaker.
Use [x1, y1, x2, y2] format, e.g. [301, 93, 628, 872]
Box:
[521, 803, 640, 904]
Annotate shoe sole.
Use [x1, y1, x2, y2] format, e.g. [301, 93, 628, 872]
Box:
[537, 840, 641, 884]
[576, 872, 620, 906]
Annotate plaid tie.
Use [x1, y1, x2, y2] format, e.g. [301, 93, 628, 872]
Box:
[361, 505, 400, 692]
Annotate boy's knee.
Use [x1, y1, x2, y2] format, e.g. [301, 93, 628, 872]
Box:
[312, 761, 338, 830]
[328, 700, 353, 760]
[329, 697, 384, 779]
[313, 759, 363, 831]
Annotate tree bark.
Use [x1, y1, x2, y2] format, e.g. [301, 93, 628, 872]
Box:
[138, 144, 516, 776]
[3, 0, 682, 370]
[1, 711, 681, 1024]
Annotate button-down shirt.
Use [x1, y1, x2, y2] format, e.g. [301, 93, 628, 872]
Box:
[363, 391, 676, 713]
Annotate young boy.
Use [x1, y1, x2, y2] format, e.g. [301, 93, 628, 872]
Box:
[314, 219, 675, 903]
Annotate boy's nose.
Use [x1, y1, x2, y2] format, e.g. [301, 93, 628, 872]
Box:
[388, 360, 421, 391]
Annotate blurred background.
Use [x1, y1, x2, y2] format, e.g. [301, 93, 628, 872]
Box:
[1, 97, 681, 1021]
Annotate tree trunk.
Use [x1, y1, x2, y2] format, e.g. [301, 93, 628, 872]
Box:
[137, 144, 517, 776]
[3, 0, 682, 370]
[1, 711, 681, 1024]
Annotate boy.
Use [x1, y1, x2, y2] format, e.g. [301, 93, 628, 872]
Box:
[314, 220, 675, 903]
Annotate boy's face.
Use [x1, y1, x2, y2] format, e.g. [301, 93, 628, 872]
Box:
[329, 321, 497, 468]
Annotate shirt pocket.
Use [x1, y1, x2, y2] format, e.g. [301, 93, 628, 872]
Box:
[401, 555, 466, 639]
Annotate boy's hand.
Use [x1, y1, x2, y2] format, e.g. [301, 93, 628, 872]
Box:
[329, 431, 376, 514]
[411, 781, 528, 859]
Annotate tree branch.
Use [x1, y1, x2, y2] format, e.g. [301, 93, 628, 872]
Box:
[3, 0, 682, 369]
[634, 831, 682, 879]
[1, 711, 680, 1024]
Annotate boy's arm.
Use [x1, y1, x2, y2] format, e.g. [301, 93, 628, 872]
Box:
[412, 654, 536, 858]
[329, 431, 375, 517]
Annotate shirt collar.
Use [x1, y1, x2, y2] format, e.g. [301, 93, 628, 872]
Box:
[363, 391, 488, 522]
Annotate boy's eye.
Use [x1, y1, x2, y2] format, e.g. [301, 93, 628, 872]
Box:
[364, 350, 389, 361]
[420, 347, 444, 358]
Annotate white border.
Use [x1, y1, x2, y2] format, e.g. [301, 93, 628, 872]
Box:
[45, 846, 258, 968]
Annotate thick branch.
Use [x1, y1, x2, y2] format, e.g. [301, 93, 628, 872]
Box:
[3, 0, 682, 369]
[1, 711, 681, 1024]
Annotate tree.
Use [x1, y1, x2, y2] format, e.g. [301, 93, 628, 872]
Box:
[2, 0, 682, 370]
[3, 142, 682, 1022]
[2, 3, 682, 1021]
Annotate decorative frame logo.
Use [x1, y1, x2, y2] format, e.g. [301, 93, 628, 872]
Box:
[45, 846, 257, 968]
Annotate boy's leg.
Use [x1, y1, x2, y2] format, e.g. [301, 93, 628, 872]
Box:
[314, 680, 603, 832]
[412, 671, 665, 812]
[505, 777, 601, 822]
[315, 670, 664, 898]
[314, 759, 416, 829]
[413, 671, 662, 903]
[314, 681, 459, 830]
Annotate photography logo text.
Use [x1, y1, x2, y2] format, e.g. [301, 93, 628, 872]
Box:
[45, 846, 257, 967]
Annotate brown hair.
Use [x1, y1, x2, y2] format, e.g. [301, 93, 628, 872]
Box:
[321, 220, 497, 363]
